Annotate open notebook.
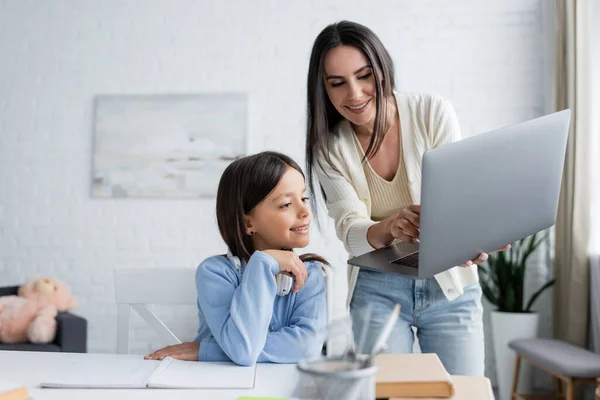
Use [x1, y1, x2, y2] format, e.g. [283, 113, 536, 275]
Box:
[40, 356, 256, 389]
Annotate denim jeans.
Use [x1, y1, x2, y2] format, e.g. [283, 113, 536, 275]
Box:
[350, 268, 485, 376]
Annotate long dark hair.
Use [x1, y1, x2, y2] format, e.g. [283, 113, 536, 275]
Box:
[216, 151, 328, 266]
[305, 20, 396, 210]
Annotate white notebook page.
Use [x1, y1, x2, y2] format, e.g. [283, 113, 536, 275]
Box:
[40, 356, 160, 388]
[147, 357, 256, 389]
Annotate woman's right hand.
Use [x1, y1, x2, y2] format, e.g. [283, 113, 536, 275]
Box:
[388, 204, 421, 243]
[262, 250, 307, 293]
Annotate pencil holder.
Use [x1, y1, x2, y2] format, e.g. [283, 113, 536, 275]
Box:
[293, 355, 378, 400]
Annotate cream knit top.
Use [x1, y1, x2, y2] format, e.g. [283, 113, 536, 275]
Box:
[352, 129, 413, 221]
[315, 92, 479, 308]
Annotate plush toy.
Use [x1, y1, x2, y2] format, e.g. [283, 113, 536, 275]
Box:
[0, 277, 78, 344]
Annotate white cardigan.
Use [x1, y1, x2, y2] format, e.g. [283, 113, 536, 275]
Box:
[315, 92, 478, 307]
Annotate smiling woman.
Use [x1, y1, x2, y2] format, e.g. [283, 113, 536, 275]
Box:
[304, 20, 510, 376]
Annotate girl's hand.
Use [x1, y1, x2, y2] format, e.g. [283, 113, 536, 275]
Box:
[389, 204, 421, 243]
[460, 244, 512, 267]
[144, 341, 200, 361]
[262, 250, 307, 293]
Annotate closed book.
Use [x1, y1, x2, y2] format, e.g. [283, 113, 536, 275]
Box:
[390, 376, 494, 400]
[376, 353, 454, 398]
[0, 381, 29, 400]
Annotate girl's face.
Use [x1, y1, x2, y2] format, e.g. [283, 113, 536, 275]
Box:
[323, 45, 377, 130]
[245, 167, 311, 251]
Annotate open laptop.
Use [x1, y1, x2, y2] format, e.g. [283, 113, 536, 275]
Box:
[347, 110, 571, 278]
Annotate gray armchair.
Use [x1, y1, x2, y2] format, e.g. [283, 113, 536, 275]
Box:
[0, 285, 87, 353]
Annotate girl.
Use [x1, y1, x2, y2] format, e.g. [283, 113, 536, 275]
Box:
[145, 151, 327, 366]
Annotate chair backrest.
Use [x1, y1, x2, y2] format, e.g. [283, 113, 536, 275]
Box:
[113, 267, 197, 354]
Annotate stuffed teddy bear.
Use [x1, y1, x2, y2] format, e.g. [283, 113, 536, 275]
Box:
[0, 277, 78, 344]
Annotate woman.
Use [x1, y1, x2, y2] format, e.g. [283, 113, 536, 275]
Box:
[305, 20, 509, 376]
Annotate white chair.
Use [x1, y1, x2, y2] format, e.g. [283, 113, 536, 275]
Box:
[114, 267, 197, 354]
[114, 265, 335, 355]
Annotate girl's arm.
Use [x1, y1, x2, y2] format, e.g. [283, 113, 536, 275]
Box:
[198, 262, 327, 364]
[195, 251, 279, 366]
[256, 262, 326, 363]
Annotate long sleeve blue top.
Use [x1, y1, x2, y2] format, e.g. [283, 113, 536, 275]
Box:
[193, 251, 327, 366]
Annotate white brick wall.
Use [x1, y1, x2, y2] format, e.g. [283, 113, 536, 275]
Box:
[0, 0, 551, 387]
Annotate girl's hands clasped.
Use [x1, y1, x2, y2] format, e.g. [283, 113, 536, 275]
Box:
[262, 250, 307, 293]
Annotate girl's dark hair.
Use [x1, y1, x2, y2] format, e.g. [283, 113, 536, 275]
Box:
[216, 151, 328, 266]
[305, 20, 396, 213]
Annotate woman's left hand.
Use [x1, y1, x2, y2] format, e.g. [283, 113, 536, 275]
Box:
[460, 244, 512, 267]
[144, 341, 200, 361]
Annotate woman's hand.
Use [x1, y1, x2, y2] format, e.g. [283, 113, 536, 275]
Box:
[388, 205, 421, 243]
[461, 244, 512, 267]
[144, 341, 200, 361]
[367, 204, 421, 249]
[262, 250, 307, 293]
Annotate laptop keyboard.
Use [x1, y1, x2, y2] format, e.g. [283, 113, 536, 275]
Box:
[391, 252, 419, 268]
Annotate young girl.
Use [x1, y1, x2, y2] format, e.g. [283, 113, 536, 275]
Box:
[145, 151, 328, 366]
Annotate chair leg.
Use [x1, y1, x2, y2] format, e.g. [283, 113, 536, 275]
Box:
[511, 355, 522, 399]
[565, 378, 574, 400]
[116, 304, 131, 354]
[555, 377, 563, 397]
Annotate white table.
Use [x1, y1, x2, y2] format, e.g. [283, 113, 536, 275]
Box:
[0, 350, 300, 400]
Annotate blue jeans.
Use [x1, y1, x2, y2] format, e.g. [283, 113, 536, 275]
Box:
[350, 269, 485, 376]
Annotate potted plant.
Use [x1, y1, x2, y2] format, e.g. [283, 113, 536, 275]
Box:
[478, 232, 555, 400]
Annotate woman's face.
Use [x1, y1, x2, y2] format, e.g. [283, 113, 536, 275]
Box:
[323, 45, 377, 129]
[244, 167, 312, 251]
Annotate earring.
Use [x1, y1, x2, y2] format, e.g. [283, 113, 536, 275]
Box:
[249, 231, 255, 235]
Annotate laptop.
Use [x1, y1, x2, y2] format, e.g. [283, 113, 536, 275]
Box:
[347, 109, 571, 278]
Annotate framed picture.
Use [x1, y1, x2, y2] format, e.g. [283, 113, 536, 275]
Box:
[91, 93, 247, 198]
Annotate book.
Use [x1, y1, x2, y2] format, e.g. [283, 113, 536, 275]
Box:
[375, 353, 454, 398]
[40, 356, 256, 389]
[0, 381, 29, 400]
[390, 375, 494, 400]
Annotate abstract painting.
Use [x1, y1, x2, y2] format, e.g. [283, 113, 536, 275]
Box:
[91, 93, 247, 198]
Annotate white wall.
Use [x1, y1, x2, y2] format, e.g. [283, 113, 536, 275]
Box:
[0, 0, 549, 386]
[591, 0, 600, 255]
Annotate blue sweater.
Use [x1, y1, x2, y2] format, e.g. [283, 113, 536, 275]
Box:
[193, 251, 327, 366]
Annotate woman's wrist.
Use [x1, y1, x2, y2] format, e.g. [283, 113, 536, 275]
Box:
[366, 218, 395, 249]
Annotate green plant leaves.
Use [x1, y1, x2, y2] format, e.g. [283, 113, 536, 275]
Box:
[477, 231, 554, 313]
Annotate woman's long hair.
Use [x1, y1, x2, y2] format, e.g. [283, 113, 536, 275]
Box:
[305, 20, 396, 213]
[216, 151, 328, 266]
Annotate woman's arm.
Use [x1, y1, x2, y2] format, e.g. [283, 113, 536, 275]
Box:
[314, 151, 378, 256]
[366, 217, 396, 249]
[431, 97, 461, 148]
[315, 150, 419, 250]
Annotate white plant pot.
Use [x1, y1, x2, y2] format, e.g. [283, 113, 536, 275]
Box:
[491, 311, 539, 400]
